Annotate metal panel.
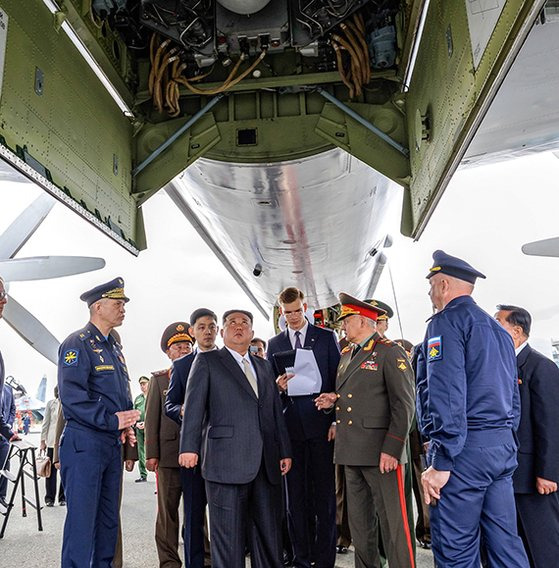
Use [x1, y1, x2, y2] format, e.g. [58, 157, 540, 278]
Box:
[0, 0, 140, 250]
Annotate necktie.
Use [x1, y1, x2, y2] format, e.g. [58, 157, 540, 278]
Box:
[242, 358, 259, 397]
[294, 331, 303, 349]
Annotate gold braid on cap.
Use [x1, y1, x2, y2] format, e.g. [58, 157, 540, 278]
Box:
[339, 305, 361, 319]
[167, 333, 193, 348]
[102, 287, 126, 300]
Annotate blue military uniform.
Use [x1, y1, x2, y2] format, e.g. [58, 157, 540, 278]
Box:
[58, 278, 133, 568]
[416, 251, 529, 567]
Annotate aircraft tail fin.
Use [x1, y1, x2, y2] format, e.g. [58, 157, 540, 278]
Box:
[36, 375, 47, 402]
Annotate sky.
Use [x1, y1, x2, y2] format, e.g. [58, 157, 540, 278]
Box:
[1, 150, 559, 400]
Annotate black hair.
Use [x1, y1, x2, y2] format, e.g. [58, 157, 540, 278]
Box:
[190, 308, 218, 327]
[496, 304, 531, 337]
[251, 337, 267, 349]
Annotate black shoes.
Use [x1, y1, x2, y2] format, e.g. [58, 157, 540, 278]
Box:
[418, 539, 432, 549]
[59, 500, 66, 506]
[336, 545, 349, 554]
[135, 477, 147, 483]
[46, 500, 54, 507]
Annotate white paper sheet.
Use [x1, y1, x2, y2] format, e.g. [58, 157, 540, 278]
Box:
[287, 349, 322, 396]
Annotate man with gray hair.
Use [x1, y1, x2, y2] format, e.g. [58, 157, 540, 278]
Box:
[58, 277, 140, 568]
[495, 305, 559, 567]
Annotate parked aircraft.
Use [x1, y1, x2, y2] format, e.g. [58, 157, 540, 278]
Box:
[5, 375, 47, 419]
[0, 0, 556, 317]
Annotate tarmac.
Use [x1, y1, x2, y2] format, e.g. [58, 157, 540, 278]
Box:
[1, 432, 434, 567]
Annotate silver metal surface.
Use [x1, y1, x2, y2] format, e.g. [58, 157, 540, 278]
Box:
[170, 148, 398, 311]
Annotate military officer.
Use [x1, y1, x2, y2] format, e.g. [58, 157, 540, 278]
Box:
[144, 322, 194, 567]
[367, 299, 393, 338]
[316, 293, 416, 568]
[416, 251, 529, 567]
[134, 376, 150, 482]
[58, 277, 140, 568]
[495, 305, 559, 567]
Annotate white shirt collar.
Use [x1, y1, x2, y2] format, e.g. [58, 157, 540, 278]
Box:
[515, 340, 529, 356]
[225, 346, 256, 375]
[288, 320, 309, 349]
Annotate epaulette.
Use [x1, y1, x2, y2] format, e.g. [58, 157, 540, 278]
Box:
[378, 337, 395, 346]
[151, 368, 170, 377]
[77, 327, 91, 342]
[341, 346, 351, 354]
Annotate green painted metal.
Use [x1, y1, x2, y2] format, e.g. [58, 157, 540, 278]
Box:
[404, 0, 546, 237]
[0, 0, 142, 250]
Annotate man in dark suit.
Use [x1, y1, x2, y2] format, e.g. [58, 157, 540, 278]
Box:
[180, 309, 292, 568]
[165, 308, 218, 568]
[267, 287, 340, 568]
[145, 321, 195, 568]
[495, 305, 559, 567]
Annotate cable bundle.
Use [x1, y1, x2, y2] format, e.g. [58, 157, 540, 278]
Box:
[148, 33, 267, 116]
[331, 12, 371, 99]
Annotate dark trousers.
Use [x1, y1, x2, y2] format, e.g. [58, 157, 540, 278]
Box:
[286, 437, 336, 568]
[60, 427, 122, 568]
[45, 447, 65, 504]
[181, 466, 207, 568]
[335, 464, 351, 548]
[206, 463, 283, 568]
[156, 466, 183, 567]
[516, 491, 559, 568]
[430, 432, 529, 568]
[0, 435, 9, 500]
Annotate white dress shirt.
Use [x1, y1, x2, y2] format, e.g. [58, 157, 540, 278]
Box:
[225, 346, 257, 378]
[515, 340, 528, 357]
[288, 320, 309, 349]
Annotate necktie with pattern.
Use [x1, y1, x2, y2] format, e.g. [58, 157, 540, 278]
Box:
[242, 358, 259, 397]
[294, 331, 303, 349]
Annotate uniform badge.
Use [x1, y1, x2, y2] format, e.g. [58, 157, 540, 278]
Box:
[427, 336, 442, 361]
[397, 358, 408, 371]
[63, 349, 79, 366]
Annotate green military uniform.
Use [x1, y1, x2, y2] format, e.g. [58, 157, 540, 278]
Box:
[334, 294, 416, 568]
[134, 381, 148, 481]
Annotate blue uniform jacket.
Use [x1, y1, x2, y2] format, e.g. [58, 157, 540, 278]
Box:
[514, 344, 559, 493]
[416, 295, 520, 471]
[0, 351, 12, 440]
[165, 350, 196, 425]
[1, 385, 15, 435]
[267, 324, 340, 441]
[58, 322, 133, 438]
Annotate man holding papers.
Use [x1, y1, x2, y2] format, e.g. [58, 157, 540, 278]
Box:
[267, 287, 340, 568]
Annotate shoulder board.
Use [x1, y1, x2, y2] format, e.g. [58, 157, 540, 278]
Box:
[378, 337, 395, 346]
[77, 327, 91, 342]
[341, 346, 351, 354]
[151, 368, 169, 377]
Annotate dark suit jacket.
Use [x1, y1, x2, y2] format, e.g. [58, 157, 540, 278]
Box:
[145, 369, 181, 469]
[267, 324, 340, 440]
[514, 344, 559, 493]
[165, 351, 196, 424]
[180, 348, 291, 485]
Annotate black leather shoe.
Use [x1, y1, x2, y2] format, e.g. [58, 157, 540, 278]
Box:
[46, 501, 54, 507]
[418, 539, 431, 550]
[336, 545, 348, 554]
[134, 477, 147, 483]
[59, 500, 66, 506]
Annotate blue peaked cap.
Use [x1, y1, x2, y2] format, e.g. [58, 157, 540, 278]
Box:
[80, 277, 130, 307]
[426, 250, 486, 284]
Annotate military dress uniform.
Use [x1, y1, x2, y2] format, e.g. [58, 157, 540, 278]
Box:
[144, 321, 197, 568]
[416, 251, 529, 568]
[334, 294, 416, 568]
[58, 278, 133, 568]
